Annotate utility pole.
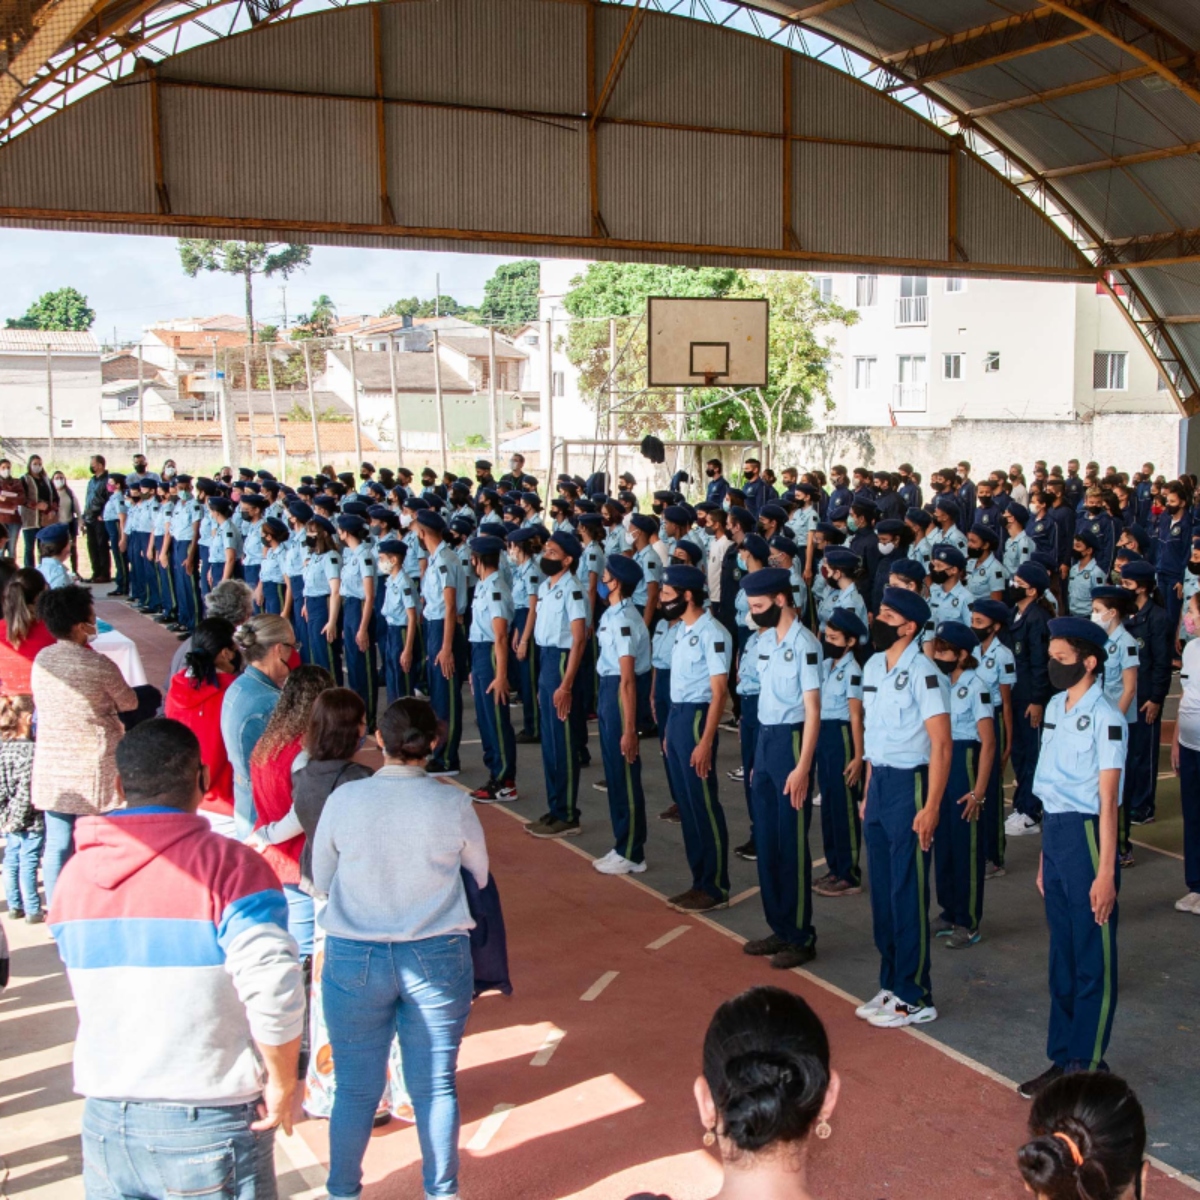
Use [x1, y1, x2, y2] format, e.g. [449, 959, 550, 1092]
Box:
[220, 350, 236, 467]
[279, 285, 288, 335]
[388, 332, 404, 467]
[45, 344, 55, 463]
[264, 344, 284, 481]
[432, 328, 448, 476]
[243, 346, 256, 462]
[302, 340, 321, 468]
[435, 272, 440, 319]
[541, 315, 554, 482]
[488, 325, 499, 463]
[608, 317, 617, 479]
[137, 343, 146, 456]
[347, 336, 364, 463]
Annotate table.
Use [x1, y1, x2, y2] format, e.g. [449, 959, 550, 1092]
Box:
[94, 628, 148, 687]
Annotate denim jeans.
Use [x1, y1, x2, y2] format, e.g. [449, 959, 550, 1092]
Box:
[2, 521, 20, 558]
[81, 1097, 277, 1200]
[283, 885, 314, 959]
[322, 934, 472, 1199]
[4, 830, 44, 915]
[43, 811, 78, 906]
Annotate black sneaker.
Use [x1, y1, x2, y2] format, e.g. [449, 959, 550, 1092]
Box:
[1130, 809, 1155, 826]
[469, 780, 499, 801]
[526, 818, 581, 840]
[515, 731, 539, 744]
[658, 804, 681, 823]
[1017, 1064, 1064, 1100]
[770, 944, 816, 970]
[592, 779, 608, 792]
[734, 839, 757, 861]
[106, 588, 125, 598]
[743, 935, 788, 957]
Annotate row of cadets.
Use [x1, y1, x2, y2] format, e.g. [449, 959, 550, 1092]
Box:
[964, 523, 1009, 601]
[162, 473, 203, 633]
[284, 501, 313, 664]
[969, 598, 1016, 877]
[1067, 527, 1108, 617]
[148, 477, 177, 626]
[299, 514, 342, 683]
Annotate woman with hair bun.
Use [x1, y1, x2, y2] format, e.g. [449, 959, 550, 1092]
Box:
[1018, 1073, 1147, 1200]
[628, 985, 839, 1200]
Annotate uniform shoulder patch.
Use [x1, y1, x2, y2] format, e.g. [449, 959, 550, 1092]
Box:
[981, 691, 991, 705]
[925, 674, 939, 689]
[714, 641, 726, 652]
[363, 556, 373, 566]
[493, 592, 502, 601]
[806, 652, 818, 665]
[850, 675, 861, 686]
[1004, 662, 1015, 674]
[439, 564, 448, 574]
[1126, 645, 1138, 656]
[1108, 725, 1123, 740]
[620, 626, 631, 636]
[573, 590, 582, 600]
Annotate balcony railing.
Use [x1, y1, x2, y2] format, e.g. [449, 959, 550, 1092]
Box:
[895, 295, 928, 326]
[892, 383, 927, 412]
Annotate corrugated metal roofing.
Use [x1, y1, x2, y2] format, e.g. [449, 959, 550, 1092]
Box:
[0, 330, 99, 353]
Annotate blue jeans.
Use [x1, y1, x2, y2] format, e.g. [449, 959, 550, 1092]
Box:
[43, 812, 78, 906]
[284, 884, 314, 959]
[4, 829, 44, 915]
[81, 1098, 277, 1200]
[322, 934, 472, 1199]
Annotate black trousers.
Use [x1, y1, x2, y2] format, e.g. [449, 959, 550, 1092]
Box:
[118, 685, 162, 731]
[85, 519, 112, 582]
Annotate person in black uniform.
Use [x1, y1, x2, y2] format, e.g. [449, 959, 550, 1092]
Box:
[848, 497, 881, 609]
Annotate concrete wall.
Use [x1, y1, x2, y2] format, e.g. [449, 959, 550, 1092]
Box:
[0, 352, 104, 439]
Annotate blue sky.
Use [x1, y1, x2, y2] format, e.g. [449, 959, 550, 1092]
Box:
[0, 228, 504, 344]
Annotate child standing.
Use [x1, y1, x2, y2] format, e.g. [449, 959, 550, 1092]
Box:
[0, 695, 42, 923]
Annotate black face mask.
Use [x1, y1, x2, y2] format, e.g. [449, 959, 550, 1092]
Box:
[933, 657, 956, 675]
[823, 639, 847, 661]
[1048, 659, 1087, 691]
[978, 496, 992, 507]
[1190, 561, 1200, 576]
[967, 545, 983, 559]
[751, 604, 782, 630]
[870, 620, 901, 652]
[929, 567, 948, 583]
[706, 468, 717, 478]
[305, 535, 317, 549]
[652, 504, 664, 515]
[659, 597, 688, 622]
[540, 554, 564, 577]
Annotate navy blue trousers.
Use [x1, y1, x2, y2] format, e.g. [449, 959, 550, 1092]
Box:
[383, 622, 415, 705]
[1010, 691, 1043, 820]
[172, 541, 200, 631]
[984, 708, 1006, 867]
[1042, 812, 1119, 1070]
[1178, 745, 1200, 892]
[664, 701, 729, 902]
[304, 593, 343, 685]
[751, 723, 815, 949]
[864, 764, 933, 1007]
[197, 546, 210, 601]
[654, 668, 678, 805]
[597, 673, 647, 862]
[126, 532, 143, 604]
[738, 693, 760, 833]
[471, 641, 516, 786]
[289, 575, 309, 665]
[537, 647, 585, 823]
[1122, 713, 1160, 832]
[342, 596, 378, 729]
[513, 609, 539, 737]
[816, 719, 862, 886]
[105, 519, 127, 593]
[243, 563, 261, 611]
[934, 740, 986, 932]
[156, 557, 176, 618]
[425, 618, 466, 772]
[260, 578, 287, 616]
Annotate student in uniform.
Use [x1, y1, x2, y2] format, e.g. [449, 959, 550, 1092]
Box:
[970, 598, 1016, 877]
[337, 514, 379, 729]
[1067, 529, 1107, 617]
[525, 531, 590, 840]
[739, 569, 824, 970]
[1171, 587, 1200, 914]
[300, 515, 343, 683]
[165, 475, 203, 635]
[416, 509, 468, 778]
[102, 473, 129, 598]
[926, 544, 973, 635]
[731, 618, 763, 862]
[35, 525, 73, 589]
[1002, 502, 1036, 577]
[855, 586, 951, 1029]
[660, 564, 732, 913]
[377, 537, 418, 704]
[813, 609, 867, 899]
[1177, 534, 1200, 651]
[628, 513, 663, 627]
[817, 547, 868, 635]
[508, 526, 544, 745]
[284, 501, 312, 664]
[592, 554, 652, 875]
[1017, 617, 1125, 1101]
[964, 524, 1008, 601]
[148, 481, 175, 623]
[1007, 561, 1055, 839]
[208, 496, 243, 587]
[256, 517, 291, 618]
[1091, 586, 1139, 736]
[929, 498, 968, 555]
[466, 534, 518, 806]
[238, 493, 268, 605]
[651, 590, 684, 826]
[929, 622, 994, 949]
[905, 507, 935, 571]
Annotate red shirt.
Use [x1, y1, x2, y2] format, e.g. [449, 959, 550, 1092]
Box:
[0, 618, 56, 695]
[249, 736, 305, 886]
[163, 671, 237, 817]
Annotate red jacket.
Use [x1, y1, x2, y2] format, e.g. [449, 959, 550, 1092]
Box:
[0, 619, 55, 695]
[164, 671, 236, 817]
[250, 737, 304, 886]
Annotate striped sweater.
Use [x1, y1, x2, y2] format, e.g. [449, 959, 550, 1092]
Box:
[50, 808, 305, 1105]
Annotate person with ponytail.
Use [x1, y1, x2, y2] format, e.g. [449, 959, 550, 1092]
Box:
[0, 568, 52, 696]
[627, 985, 839, 1200]
[1017, 1073, 1147, 1200]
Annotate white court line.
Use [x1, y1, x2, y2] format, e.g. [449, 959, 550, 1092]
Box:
[580, 970, 619, 1001]
[530, 1028, 565, 1066]
[466, 1103, 515, 1152]
[813, 857, 826, 869]
[645, 925, 691, 951]
[727, 886, 760, 906]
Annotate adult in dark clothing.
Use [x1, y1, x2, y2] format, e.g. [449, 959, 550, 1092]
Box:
[740, 459, 776, 518]
[498, 453, 528, 490]
[973, 477, 1006, 553]
[1155, 480, 1191, 637]
[955, 462, 977, 533]
[827, 467, 852, 512]
[1027, 490, 1059, 567]
[1120, 561, 1171, 841]
[472, 460, 497, 501]
[1063, 459, 1085, 510]
[83, 456, 112, 584]
[897, 462, 921, 511]
[872, 471, 905, 521]
[1007, 561, 1054, 836]
[848, 497, 882, 610]
[1046, 483, 1077, 581]
[704, 458, 729, 505]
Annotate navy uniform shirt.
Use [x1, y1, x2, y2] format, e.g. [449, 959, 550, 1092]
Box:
[1032, 682, 1127, 814]
[862, 639, 948, 769]
[533, 571, 589, 649]
[668, 612, 731, 704]
[469, 572, 514, 644]
[756, 618, 823, 726]
[596, 598, 652, 676]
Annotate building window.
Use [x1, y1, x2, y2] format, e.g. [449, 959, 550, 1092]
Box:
[814, 277, 833, 302]
[552, 370, 565, 397]
[894, 355, 927, 411]
[943, 352, 964, 380]
[984, 351, 1001, 373]
[1093, 351, 1127, 390]
[524, 333, 539, 346]
[855, 275, 878, 307]
[853, 356, 876, 389]
[60, 419, 74, 429]
[945, 277, 966, 294]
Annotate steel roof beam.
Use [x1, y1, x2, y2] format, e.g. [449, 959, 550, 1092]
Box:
[0, 0, 103, 120]
[966, 58, 1188, 117]
[1018, 137, 1200, 180]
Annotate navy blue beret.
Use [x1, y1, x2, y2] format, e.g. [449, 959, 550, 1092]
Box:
[1120, 559, 1156, 583]
[336, 514, 368, 537]
[311, 515, 336, 537]
[936, 497, 961, 519]
[605, 553, 643, 588]
[262, 517, 288, 541]
[1074, 527, 1100, 551]
[827, 608, 868, 642]
[827, 505, 851, 523]
[549, 530, 582, 562]
[630, 513, 657, 535]
[970, 598, 1009, 626]
[1015, 561, 1050, 591]
[759, 504, 788, 524]
[934, 621, 978, 652]
[1048, 617, 1109, 654]
[741, 533, 770, 564]
[415, 509, 446, 533]
[931, 544, 967, 571]
[823, 547, 860, 573]
[240, 493, 268, 509]
[880, 585, 931, 628]
[739, 567, 793, 598]
[1005, 502, 1030, 525]
[469, 535, 505, 557]
[376, 538, 406, 559]
[906, 507, 933, 528]
[769, 535, 800, 559]
[36, 523, 69, 543]
[663, 565, 706, 593]
[209, 497, 234, 517]
[888, 557, 926, 585]
[663, 505, 691, 526]
[876, 519, 905, 536]
[287, 501, 313, 523]
[673, 539, 703, 565]
[970, 522, 999, 547]
[507, 525, 541, 544]
[402, 495, 430, 512]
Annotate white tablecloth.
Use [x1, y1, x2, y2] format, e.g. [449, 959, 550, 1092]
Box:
[94, 629, 148, 687]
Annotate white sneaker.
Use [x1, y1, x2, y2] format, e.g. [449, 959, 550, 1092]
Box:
[593, 853, 647, 875]
[1175, 892, 1200, 913]
[727, 766, 744, 782]
[811, 791, 822, 808]
[1005, 812, 1041, 836]
[868, 1000, 938, 1028]
[854, 989, 893, 1020]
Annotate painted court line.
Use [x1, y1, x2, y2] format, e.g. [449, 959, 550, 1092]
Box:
[580, 971, 619, 1001]
[645, 925, 691, 951]
[530, 1028, 565, 1066]
[727, 886, 761, 906]
[466, 1103, 515, 1152]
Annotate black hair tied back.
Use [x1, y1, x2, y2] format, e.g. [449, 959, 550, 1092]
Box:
[718, 1049, 826, 1153]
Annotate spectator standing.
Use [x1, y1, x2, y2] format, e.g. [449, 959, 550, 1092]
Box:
[164, 618, 241, 838]
[313, 698, 488, 1200]
[83, 454, 112, 584]
[19, 455, 54, 569]
[0, 460, 24, 557]
[50, 469, 81, 574]
[49, 719, 306, 1200]
[0, 569, 53, 696]
[1, 694, 42, 923]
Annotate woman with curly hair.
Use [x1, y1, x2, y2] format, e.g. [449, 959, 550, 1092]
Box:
[246, 664, 332, 958]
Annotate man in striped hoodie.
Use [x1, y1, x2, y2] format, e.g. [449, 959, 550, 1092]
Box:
[50, 718, 305, 1200]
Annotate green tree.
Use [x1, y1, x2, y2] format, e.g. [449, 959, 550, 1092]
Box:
[381, 294, 473, 320]
[177, 239, 311, 343]
[294, 294, 338, 340]
[479, 259, 540, 331]
[5, 286, 95, 331]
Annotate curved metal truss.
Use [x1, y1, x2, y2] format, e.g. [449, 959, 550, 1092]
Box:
[3, 0, 1198, 414]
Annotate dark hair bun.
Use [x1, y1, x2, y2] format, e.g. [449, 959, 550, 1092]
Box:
[719, 1051, 817, 1153]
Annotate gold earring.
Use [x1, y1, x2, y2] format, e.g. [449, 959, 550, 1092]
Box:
[703, 1129, 716, 1147]
[815, 1119, 832, 1140]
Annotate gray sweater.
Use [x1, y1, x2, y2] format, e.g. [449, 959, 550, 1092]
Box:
[312, 765, 489, 943]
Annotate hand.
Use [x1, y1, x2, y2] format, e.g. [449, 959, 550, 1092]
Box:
[957, 791, 981, 821]
[858, 798, 867, 822]
[1090, 871, 1117, 925]
[185, 559, 195, 576]
[400, 648, 413, 674]
[784, 764, 809, 810]
[119, 537, 127, 553]
[1172, 740, 1181, 774]
[912, 801, 939, 851]
[251, 1078, 296, 1135]
[322, 621, 336, 642]
[690, 737, 713, 779]
[487, 674, 509, 704]
[1176, 581, 1184, 599]
[1026, 703, 1044, 729]
[1037, 854, 1044, 897]
[437, 647, 454, 679]
[553, 685, 572, 720]
[301, 605, 308, 621]
[254, 586, 263, 607]
[355, 627, 369, 653]
[516, 640, 529, 662]
[803, 568, 813, 586]
[843, 756, 863, 789]
[620, 728, 638, 762]
[1140, 699, 1161, 723]
[158, 553, 169, 568]
[1001, 746, 1012, 771]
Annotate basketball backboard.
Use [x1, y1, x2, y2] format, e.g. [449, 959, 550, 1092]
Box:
[646, 296, 769, 389]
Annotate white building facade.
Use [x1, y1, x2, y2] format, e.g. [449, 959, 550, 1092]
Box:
[0, 330, 103, 440]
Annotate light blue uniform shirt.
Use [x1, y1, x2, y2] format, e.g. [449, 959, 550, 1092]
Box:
[862, 638, 948, 769]
[652, 619, 680, 672]
[975, 637, 1016, 713]
[284, 532, 306, 578]
[170, 497, 203, 543]
[421, 544, 466, 619]
[340, 541, 376, 602]
[1003, 530, 1035, 576]
[382, 572, 417, 627]
[241, 519, 265, 568]
[199, 510, 215, 549]
[101, 491, 126, 523]
[151, 499, 170, 540]
[929, 524, 968, 555]
[596, 598, 652, 676]
[632, 544, 662, 608]
[668, 611, 731, 704]
[468, 572, 513, 643]
[401, 529, 425, 582]
[604, 525, 630, 557]
[690, 526, 713, 557]
[787, 506, 817, 546]
[511, 558, 541, 610]
[737, 630, 763, 697]
[455, 541, 477, 592]
[580, 543, 605, 615]
[533, 570, 589, 649]
[964, 552, 1008, 600]
[821, 584, 868, 634]
[788, 565, 808, 614]
[947, 668, 994, 742]
[301, 549, 340, 596]
[37, 557, 70, 589]
[927, 582, 972, 630]
[214, 520, 243, 563]
[820, 652, 863, 722]
[1032, 682, 1127, 814]
[1067, 559, 1107, 618]
[260, 543, 287, 584]
[1100, 623, 1139, 724]
[756, 618, 822, 726]
[910, 535, 933, 569]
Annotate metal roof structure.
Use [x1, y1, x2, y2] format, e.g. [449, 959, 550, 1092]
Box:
[2, 0, 1200, 413]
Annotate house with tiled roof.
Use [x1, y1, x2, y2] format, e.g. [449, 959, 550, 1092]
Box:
[0, 329, 103, 439]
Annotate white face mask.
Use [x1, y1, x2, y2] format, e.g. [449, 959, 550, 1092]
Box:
[722, 499, 731, 512]
[1091, 608, 1114, 630]
[400, 513, 412, 529]
[878, 541, 895, 556]
[30, 464, 42, 475]
[84, 622, 99, 644]
[54, 478, 66, 490]
[0, 468, 9, 479]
